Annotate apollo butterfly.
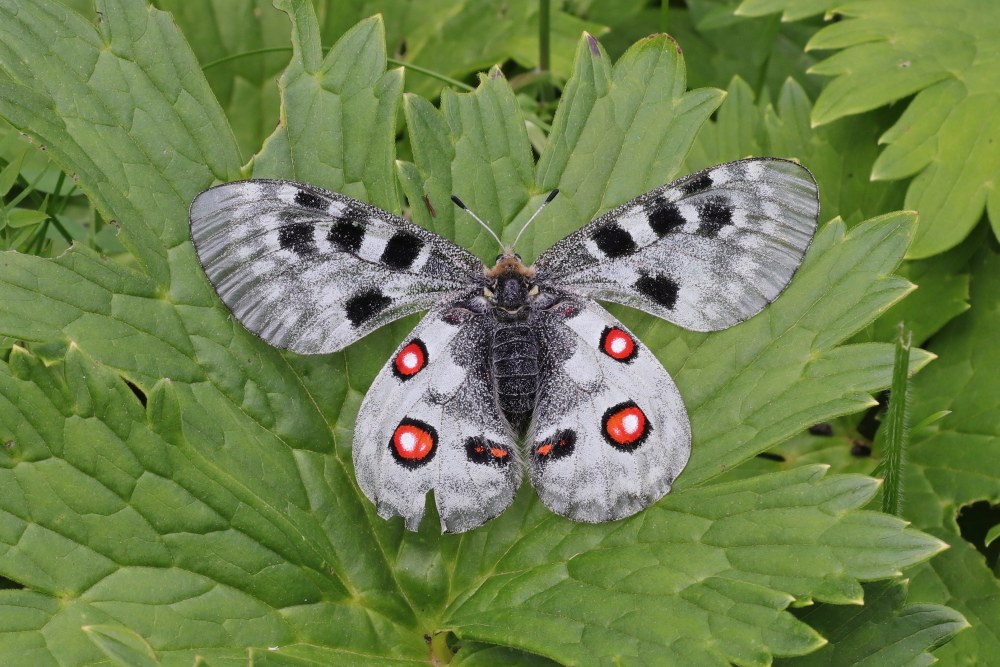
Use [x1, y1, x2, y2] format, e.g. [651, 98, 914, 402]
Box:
[190, 157, 818, 532]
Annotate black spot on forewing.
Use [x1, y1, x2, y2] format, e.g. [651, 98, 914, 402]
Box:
[294, 189, 326, 210]
[635, 273, 679, 310]
[696, 195, 733, 237]
[278, 223, 316, 255]
[681, 172, 712, 195]
[647, 201, 686, 236]
[381, 231, 424, 270]
[592, 223, 637, 258]
[328, 220, 364, 254]
[345, 289, 392, 326]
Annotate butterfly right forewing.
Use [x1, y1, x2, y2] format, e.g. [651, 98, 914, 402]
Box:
[534, 158, 819, 331]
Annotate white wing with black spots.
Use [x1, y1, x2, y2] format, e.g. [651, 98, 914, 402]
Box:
[190, 179, 484, 354]
[527, 300, 690, 522]
[353, 299, 520, 533]
[191, 156, 818, 533]
[533, 158, 819, 331]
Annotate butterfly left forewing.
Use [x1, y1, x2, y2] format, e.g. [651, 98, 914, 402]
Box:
[353, 298, 520, 533]
[528, 299, 690, 522]
[190, 179, 483, 354]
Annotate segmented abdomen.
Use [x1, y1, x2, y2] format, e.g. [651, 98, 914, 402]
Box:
[492, 323, 540, 433]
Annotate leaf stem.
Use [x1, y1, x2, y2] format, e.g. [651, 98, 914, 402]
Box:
[200, 46, 474, 91]
[879, 323, 912, 516]
[660, 0, 669, 33]
[538, 0, 553, 102]
[386, 58, 474, 92]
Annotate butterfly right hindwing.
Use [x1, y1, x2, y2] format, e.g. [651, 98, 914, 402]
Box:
[527, 299, 691, 523]
[353, 297, 520, 533]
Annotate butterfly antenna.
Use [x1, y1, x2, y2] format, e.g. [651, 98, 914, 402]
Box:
[451, 195, 504, 252]
[512, 189, 559, 251]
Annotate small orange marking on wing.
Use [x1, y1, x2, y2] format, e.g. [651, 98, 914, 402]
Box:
[537, 443, 553, 456]
[490, 447, 508, 458]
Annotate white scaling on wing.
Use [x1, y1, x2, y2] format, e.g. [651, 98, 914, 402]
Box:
[672, 203, 698, 233]
[428, 351, 466, 399]
[356, 229, 388, 263]
[745, 160, 766, 180]
[582, 236, 604, 260]
[755, 181, 776, 199]
[762, 200, 783, 220]
[619, 207, 658, 247]
[708, 165, 733, 185]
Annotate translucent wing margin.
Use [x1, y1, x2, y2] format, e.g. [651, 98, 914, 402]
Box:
[190, 179, 484, 354]
[533, 158, 819, 331]
[353, 299, 520, 533]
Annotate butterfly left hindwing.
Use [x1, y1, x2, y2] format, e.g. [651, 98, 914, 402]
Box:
[353, 298, 521, 534]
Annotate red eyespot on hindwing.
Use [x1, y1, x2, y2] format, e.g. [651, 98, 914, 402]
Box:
[392, 338, 428, 380]
[390, 418, 437, 467]
[601, 401, 651, 450]
[600, 326, 637, 362]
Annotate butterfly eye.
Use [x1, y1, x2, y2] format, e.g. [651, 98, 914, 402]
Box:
[528, 284, 539, 296]
[493, 253, 504, 263]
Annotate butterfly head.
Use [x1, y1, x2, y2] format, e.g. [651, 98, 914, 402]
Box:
[484, 251, 538, 319]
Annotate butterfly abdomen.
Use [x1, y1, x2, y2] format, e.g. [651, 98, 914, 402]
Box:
[491, 322, 540, 433]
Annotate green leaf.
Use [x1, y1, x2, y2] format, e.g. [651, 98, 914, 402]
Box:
[986, 524, 1000, 549]
[668, 0, 825, 100]
[777, 581, 968, 667]
[84, 624, 160, 667]
[0, 142, 26, 196]
[4, 208, 48, 228]
[0, 0, 243, 284]
[157, 0, 292, 161]
[315, 0, 609, 99]
[863, 234, 975, 347]
[873, 327, 911, 516]
[446, 467, 944, 666]
[0, 4, 956, 664]
[401, 67, 535, 260]
[252, 8, 403, 211]
[735, 0, 831, 22]
[900, 244, 1000, 663]
[662, 213, 930, 487]
[685, 76, 907, 228]
[808, 0, 1000, 258]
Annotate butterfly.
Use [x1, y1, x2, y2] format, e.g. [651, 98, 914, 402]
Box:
[189, 158, 819, 533]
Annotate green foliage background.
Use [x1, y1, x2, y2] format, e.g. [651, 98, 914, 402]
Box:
[0, 0, 995, 665]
